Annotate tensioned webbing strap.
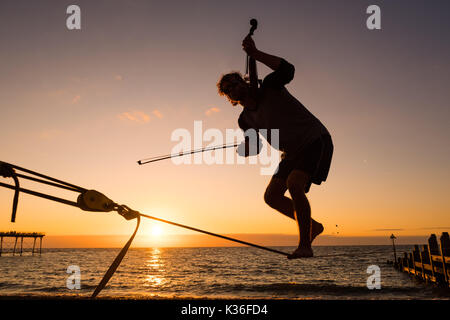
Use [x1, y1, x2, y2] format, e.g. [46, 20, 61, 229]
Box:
[91, 215, 141, 298]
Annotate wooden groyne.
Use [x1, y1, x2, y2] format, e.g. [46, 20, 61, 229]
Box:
[392, 232, 449, 287]
[0, 231, 45, 256]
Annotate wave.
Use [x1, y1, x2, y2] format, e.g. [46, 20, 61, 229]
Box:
[0, 282, 25, 289]
[209, 282, 423, 296]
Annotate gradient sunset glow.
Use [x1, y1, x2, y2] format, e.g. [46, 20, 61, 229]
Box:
[1, 0, 449, 247]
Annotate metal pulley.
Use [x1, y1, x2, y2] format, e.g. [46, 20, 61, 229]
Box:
[77, 190, 115, 212]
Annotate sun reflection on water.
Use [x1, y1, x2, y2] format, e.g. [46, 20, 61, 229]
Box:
[143, 248, 166, 288]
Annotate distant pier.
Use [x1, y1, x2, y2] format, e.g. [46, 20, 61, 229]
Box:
[390, 232, 449, 288]
[0, 231, 45, 256]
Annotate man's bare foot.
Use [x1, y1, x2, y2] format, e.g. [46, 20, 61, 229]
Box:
[311, 222, 324, 243]
[287, 246, 313, 259]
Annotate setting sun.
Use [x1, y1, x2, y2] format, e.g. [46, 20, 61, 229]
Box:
[151, 225, 163, 237]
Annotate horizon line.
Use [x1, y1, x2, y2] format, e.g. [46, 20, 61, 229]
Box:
[27, 232, 446, 237]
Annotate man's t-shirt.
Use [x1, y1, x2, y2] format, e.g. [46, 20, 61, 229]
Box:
[238, 59, 330, 158]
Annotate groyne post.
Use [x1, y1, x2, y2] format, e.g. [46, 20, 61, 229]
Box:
[440, 232, 449, 283]
[390, 234, 397, 262]
[427, 235, 439, 281]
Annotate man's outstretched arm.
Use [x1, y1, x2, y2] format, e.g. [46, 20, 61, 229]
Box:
[242, 36, 295, 88]
[242, 35, 282, 71]
[252, 50, 282, 71]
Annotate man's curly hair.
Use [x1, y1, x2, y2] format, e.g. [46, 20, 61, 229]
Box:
[217, 72, 245, 106]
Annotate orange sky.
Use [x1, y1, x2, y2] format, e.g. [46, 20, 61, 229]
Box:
[1, 1, 449, 247]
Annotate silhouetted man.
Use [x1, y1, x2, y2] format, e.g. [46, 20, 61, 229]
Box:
[217, 35, 333, 258]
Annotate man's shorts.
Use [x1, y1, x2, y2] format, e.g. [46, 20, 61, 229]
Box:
[273, 134, 334, 193]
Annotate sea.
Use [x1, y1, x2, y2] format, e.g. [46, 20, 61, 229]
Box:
[0, 245, 448, 300]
